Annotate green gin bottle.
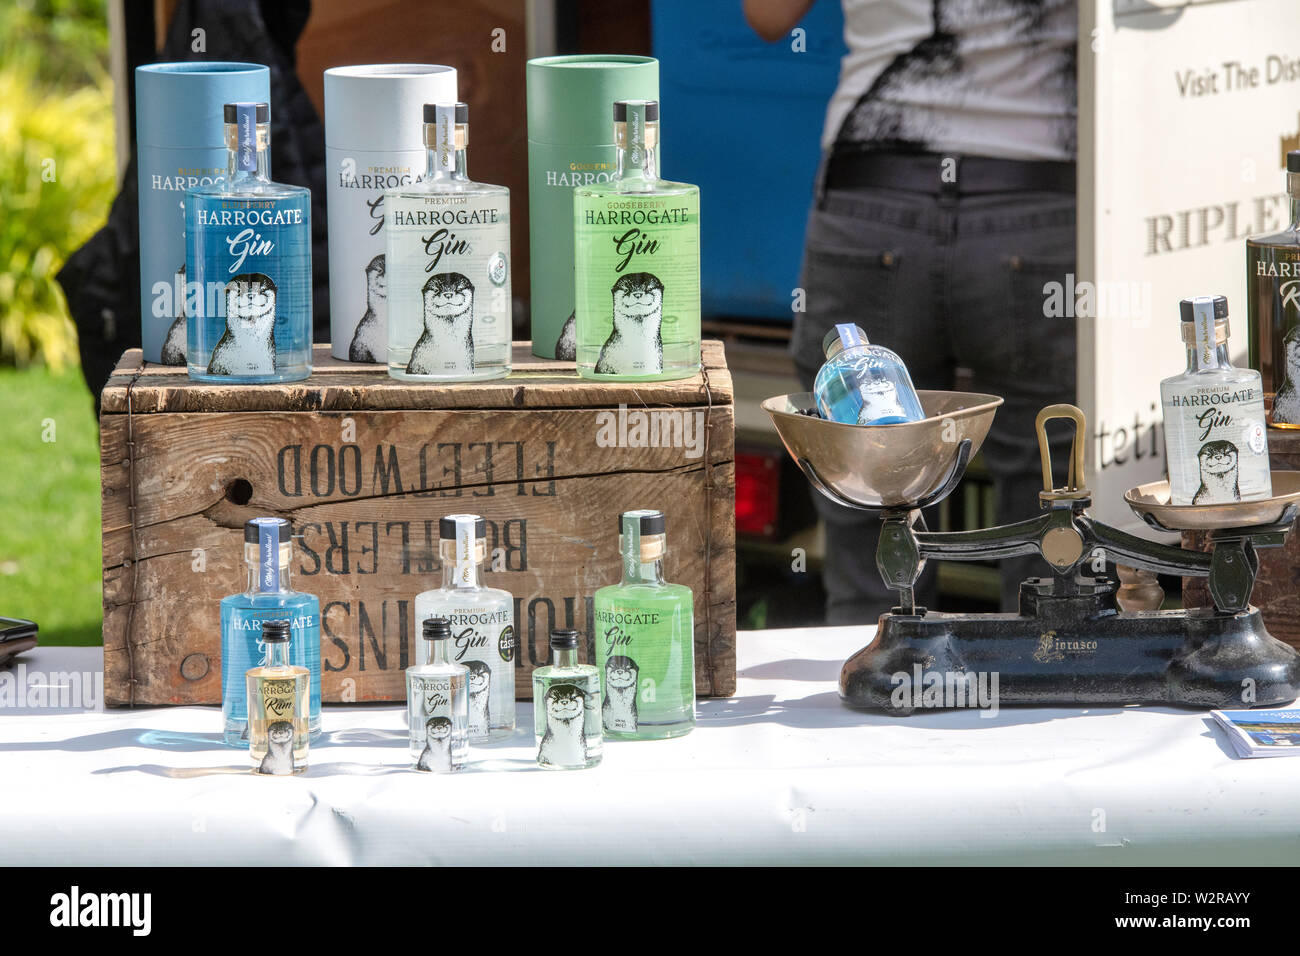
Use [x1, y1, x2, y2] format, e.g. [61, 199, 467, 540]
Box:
[593, 510, 695, 739]
[573, 101, 699, 381]
[532, 629, 602, 770]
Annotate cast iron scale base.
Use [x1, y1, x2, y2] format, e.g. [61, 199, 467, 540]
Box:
[764, 396, 1300, 714]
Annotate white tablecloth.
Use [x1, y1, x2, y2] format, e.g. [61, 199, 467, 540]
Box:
[1, 627, 1297, 865]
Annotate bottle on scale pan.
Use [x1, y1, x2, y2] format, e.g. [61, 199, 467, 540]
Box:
[1160, 295, 1271, 506]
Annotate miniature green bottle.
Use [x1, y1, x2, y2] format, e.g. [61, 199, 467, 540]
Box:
[532, 629, 602, 769]
[593, 510, 695, 739]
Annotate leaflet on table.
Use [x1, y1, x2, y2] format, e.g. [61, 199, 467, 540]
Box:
[1211, 709, 1300, 757]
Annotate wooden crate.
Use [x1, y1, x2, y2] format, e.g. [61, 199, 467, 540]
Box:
[1183, 428, 1300, 650]
[100, 342, 735, 706]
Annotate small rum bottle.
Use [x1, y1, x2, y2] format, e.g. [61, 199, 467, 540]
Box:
[532, 629, 602, 770]
[1246, 150, 1300, 427]
[414, 514, 516, 740]
[246, 619, 310, 775]
[220, 517, 321, 745]
[186, 102, 312, 383]
[385, 102, 511, 381]
[406, 617, 469, 773]
[813, 324, 925, 425]
[593, 510, 695, 739]
[574, 100, 700, 381]
[1160, 295, 1271, 505]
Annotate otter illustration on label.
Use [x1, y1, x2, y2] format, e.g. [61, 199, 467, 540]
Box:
[160, 263, 188, 365]
[208, 272, 277, 376]
[539, 683, 588, 766]
[416, 716, 454, 772]
[856, 377, 906, 425]
[406, 272, 475, 375]
[1272, 326, 1300, 425]
[555, 311, 577, 361]
[602, 655, 639, 733]
[349, 254, 387, 363]
[464, 659, 491, 737]
[1192, 440, 1241, 504]
[256, 720, 295, 775]
[595, 273, 664, 376]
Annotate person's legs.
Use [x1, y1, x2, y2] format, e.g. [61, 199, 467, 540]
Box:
[792, 183, 951, 624]
[947, 189, 1078, 610]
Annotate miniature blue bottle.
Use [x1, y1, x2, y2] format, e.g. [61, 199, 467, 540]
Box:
[186, 102, 312, 382]
[220, 518, 321, 745]
[813, 323, 925, 425]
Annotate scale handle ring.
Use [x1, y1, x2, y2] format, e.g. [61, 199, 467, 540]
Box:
[1035, 403, 1088, 500]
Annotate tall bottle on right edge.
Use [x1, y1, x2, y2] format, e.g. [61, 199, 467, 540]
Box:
[574, 100, 700, 381]
[593, 510, 695, 740]
[1160, 296, 1271, 506]
[1247, 149, 1300, 427]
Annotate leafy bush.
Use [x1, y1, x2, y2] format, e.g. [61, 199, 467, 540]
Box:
[0, 0, 110, 89]
[0, 0, 113, 368]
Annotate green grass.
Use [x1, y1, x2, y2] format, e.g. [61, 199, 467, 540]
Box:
[0, 364, 101, 644]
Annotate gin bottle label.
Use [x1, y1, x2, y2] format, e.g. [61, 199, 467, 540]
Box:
[1162, 383, 1270, 504]
[386, 193, 511, 376]
[1246, 241, 1300, 426]
[593, 603, 692, 734]
[410, 675, 457, 772]
[437, 607, 514, 738]
[573, 194, 699, 376]
[187, 196, 312, 376]
[221, 606, 321, 726]
[535, 678, 600, 768]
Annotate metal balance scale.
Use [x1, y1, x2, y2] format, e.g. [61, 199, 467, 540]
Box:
[762, 391, 1300, 714]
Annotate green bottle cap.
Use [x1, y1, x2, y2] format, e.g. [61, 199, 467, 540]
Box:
[526, 55, 659, 146]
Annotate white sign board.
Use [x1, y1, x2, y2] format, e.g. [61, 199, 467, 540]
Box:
[1078, 0, 1300, 531]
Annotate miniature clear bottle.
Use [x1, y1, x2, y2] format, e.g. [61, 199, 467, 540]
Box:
[574, 100, 700, 381]
[532, 629, 602, 769]
[414, 514, 516, 740]
[1160, 296, 1271, 506]
[813, 323, 925, 425]
[220, 517, 321, 745]
[593, 510, 695, 740]
[406, 617, 469, 773]
[186, 102, 312, 383]
[245, 619, 310, 775]
[385, 102, 511, 381]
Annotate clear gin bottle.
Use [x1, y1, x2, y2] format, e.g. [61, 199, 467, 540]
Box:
[406, 617, 469, 773]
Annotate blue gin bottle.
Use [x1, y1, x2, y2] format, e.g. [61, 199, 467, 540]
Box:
[813, 323, 925, 425]
[220, 518, 321, 745]
[186, 102, 312, 383]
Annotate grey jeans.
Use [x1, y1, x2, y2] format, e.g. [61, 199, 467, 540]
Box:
[793, 173, 1078, 622]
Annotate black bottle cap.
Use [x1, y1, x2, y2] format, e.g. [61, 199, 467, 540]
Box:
[423, 102, 469, 124]
[422, 617, 451, 641]
[618, 510, 666, 535]
[613, 100, 659, 122]
[245, 517, 292, 543]
[549, 629, 579, 650]
[1289, 150, 1300, 174]
[261, 619, 291, 643]
[224, 102, 270, 124]
[439, 515, 486, 539]
[1178, 295, 1229, 322]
